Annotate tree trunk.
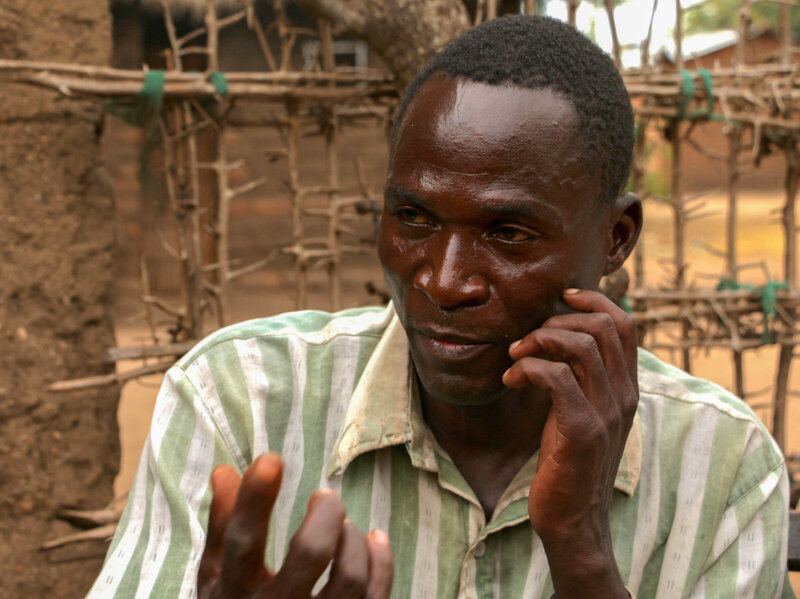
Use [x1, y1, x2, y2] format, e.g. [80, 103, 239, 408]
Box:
[0, 1, 119, 597]
[295, 0, 471, 91]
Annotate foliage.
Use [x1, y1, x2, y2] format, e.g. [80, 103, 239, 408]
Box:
[685, 0, 799, 38]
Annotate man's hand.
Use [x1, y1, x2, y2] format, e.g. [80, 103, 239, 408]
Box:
[502, 288, 638, 598]
[197, 453, 394, 599]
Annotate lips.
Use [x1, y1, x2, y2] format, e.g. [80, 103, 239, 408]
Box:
[412, 326, 499, 363]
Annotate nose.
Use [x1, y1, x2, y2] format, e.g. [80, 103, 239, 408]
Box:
[413, 233, 490, 309]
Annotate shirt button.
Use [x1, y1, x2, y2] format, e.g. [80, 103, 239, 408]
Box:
[473, 541, 487, 558]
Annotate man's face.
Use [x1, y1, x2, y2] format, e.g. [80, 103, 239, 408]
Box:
[379, 73, 615, 406]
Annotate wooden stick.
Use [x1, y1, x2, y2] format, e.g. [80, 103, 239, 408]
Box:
[319, 19, 342, 311]
[8, 73, 398, 102]
[205, 0, 219, 74]
[773, 342, 793, 449]
[486, 0, 498, 20]
[41, 523, 118, 551]
[603, 0, 622, 67]
[182, 100, 206, 339]
[106, 341, 197, 363]
[784, 140, 799, 290]
[49, 359, 175, 392]
[632, 116, 648, 291]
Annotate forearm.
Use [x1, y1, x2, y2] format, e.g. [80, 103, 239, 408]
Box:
[542, 525, 628, 599]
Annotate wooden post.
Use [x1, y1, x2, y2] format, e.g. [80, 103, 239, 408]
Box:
[784, 141, 799, 291]
[631, 117, 648, 291]
[773, 139, 799, 450]
[780, 4, 791, 66]
[486, 0, 497, 20]
[286, 100, 306, 309]
[726, 126, 745, 397]
[671, 128, 691, 371]
[674, 0, 683, 71]
[773, 343, 792, 451]
[319, 19, 342, 310]
[568, 0, 580, 26]
[524, 0, 536, 15]
[603, 0, 621, 67]
[735, 0, 752, 69]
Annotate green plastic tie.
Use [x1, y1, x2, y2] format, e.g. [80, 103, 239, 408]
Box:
[621, 295, 633, 315]
[137, 70, 166, 109]
[697, 68, 714, 117]
[208, 71, 228, 97]
[674, 69, 726, 123]
[677, 70, 695, 121]
[716, 278, 789, 344]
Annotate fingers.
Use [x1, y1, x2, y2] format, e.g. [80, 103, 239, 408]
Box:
[315, 520, 368, 599]
[560, 288, 638, 366]
[274, 489, 347, 598]
[219, 453, 283, 596]
[198, 465, 242, 591]
[365, 530, 394, 599]
[505, 289, 638, 413]
[317, 526, 394, 599]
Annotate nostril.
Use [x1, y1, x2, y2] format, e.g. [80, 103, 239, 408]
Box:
[414, 267, 489, 309]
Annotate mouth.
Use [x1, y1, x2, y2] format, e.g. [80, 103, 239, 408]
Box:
[413, 327, 497, 362]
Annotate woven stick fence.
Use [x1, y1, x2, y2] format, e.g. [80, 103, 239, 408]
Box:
[3, 0, 798, 548]
[2, 0, 798, 455]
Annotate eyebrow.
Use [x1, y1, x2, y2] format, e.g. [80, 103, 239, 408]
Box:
[383, 181, 562, 223]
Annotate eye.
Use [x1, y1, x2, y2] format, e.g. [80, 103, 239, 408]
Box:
[394, 207, 433, 226]
[491, 225, 539, 243]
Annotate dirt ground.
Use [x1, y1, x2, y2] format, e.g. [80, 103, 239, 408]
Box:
[104, 115, 800, 591]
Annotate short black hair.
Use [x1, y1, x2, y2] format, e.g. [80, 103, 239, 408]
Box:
[391, 15, 634, 203]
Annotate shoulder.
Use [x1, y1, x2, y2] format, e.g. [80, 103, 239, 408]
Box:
[636, 347, 765, 425]
[176, 305, 392, 370]
[635, 348, 785, 504]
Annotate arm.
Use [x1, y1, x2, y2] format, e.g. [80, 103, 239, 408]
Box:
[689, 440, 795, 598]
[503, 288, 638, 598]
[87, 364, 394, 599]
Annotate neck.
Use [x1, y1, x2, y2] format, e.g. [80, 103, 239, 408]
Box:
[420, 381, 550, 518]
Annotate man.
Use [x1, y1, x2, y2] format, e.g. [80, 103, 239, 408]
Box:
[88, 15, 794, 599]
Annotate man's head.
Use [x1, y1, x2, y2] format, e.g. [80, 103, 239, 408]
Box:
[379, 15, 642, 406]
[391, 14, 634, 205]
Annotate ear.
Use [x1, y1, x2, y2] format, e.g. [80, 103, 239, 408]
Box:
[603, 192, 642, 276]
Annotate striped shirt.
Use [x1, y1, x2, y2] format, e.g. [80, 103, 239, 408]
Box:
[87, 304, 795, 599]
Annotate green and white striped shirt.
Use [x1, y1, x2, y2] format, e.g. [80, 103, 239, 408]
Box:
[88, 304, 794, 599]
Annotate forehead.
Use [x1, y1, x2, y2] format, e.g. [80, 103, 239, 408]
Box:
[388, 73, 599, 211]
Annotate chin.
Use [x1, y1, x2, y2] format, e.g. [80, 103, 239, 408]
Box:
[415, 367, 512, 407]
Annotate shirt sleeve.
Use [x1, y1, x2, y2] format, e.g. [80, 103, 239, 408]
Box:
[688, 433, 795, 599]
[86, 364, 243, 599]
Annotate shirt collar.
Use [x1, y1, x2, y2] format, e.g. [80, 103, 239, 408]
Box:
[326, 306, 643, 497]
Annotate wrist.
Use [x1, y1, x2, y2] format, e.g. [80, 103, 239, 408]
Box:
[541, 529, 626, 599]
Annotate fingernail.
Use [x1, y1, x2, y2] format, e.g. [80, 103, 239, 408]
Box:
[502, 368, 511, 380]
[509, 339, 521, 350]
[370, 529, 389, 545]
[563, 288, 580, 295]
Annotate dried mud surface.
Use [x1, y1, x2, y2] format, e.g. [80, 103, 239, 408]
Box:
[0, 1, 119, 597]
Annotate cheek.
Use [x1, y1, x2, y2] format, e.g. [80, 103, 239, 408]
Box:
[377, 222, 422, 297]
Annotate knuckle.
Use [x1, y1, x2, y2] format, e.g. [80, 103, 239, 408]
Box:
[222, 523, 252, 557]
[619, 311, 637, 335]
[337, 562, 368, 593]
[289, 532, 335, 567]
[592, 312, 618, 337]
[551, 362, 574, 386]
[575, 332, 600, 357]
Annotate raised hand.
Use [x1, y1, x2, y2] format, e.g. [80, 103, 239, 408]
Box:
[197, 453, 394, 599]
[502, 288, 638, 598]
